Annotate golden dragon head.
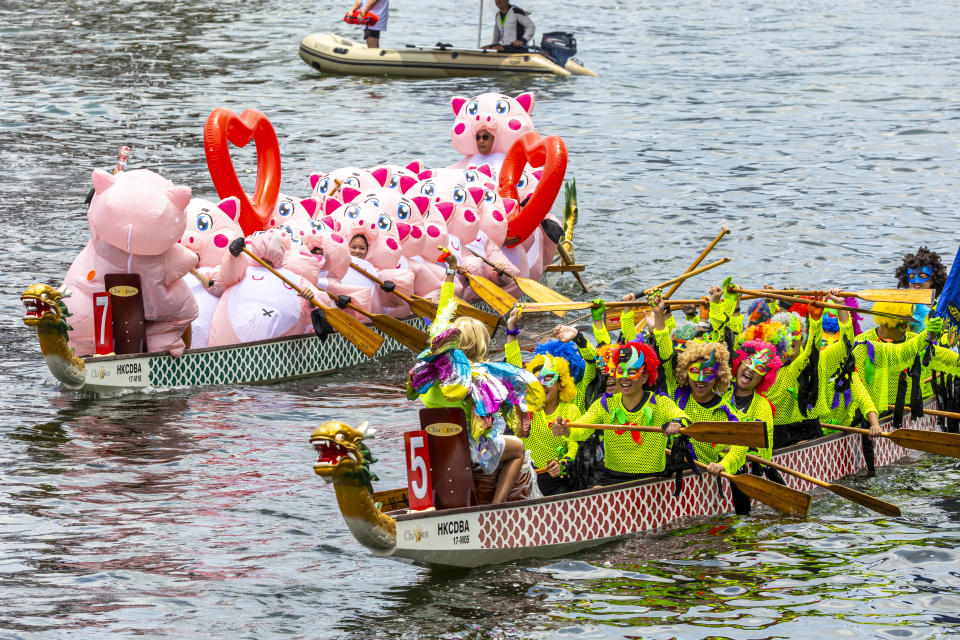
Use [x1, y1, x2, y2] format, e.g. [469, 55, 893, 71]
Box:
[310, 421, 379, 490]
[22, 283, 72, 334]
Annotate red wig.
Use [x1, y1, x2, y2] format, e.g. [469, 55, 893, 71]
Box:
[732, 339, 783, 394]
[610, 341, 660, 386]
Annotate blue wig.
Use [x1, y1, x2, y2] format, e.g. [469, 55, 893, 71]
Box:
[534, 340, 586, 383]
[822, 315, 840, 334]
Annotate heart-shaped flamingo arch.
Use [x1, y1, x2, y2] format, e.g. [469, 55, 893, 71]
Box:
[498, 132, 568, 247]
[203, 108, 282, 236]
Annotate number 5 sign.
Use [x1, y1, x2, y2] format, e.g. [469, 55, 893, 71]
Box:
[404, 430, 433, 511]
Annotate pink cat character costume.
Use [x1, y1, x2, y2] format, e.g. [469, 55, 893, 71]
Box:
[448, 92, 536, 171]
[206, 232, 335, 347]
[62, 169, 198, 357]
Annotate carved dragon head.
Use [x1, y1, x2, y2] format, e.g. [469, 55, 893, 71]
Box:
[22, 284, 72, 334]
[310, 420, 379, 491]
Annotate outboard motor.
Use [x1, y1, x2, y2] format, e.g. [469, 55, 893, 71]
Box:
[539, 32, 577, 67]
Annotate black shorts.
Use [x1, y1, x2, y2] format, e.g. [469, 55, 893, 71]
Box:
[363, 28, 381, 41]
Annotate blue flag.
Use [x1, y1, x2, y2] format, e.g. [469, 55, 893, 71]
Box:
[933, 247, 960, 347]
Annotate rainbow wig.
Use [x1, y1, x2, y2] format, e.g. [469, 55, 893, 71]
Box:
[771, 311, 806, 342]
[732, 339, 783, 393]
[526, 353, 577, 403]
[533, 340, 586, 383]
[677, 341, 732, 395]
[871, 301, 913, 329]
[596, 343, 618, 375]
[742, 321, 791, 359]
[745, 299, 775, 326]
[610, 341, 660, 386]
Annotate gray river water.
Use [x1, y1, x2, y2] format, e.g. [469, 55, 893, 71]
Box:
[2, 0, 959, 637]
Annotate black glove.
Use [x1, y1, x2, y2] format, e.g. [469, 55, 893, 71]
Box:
[229, 236, 246, 257]
[380, 280, 396, 293]
[311, 308, 334, 342]
[335, 295, 351, 309]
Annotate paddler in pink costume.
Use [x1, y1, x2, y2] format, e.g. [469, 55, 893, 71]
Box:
[447, 92, 536, 171]
[62, 168, 198, 357]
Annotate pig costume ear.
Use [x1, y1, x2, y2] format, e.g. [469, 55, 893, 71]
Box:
[399, 175, 418, 194]
[340, 187, 361, 203]
[300, 197, 319, 218]
[411, 196, 430, 215]
[515, 92, 535, 114]
[370, 167, 389, 187]
[167, 186, 192, 211]
[91, 168, 117, 194]
[405, 160, 423, 174]
[451, 96, 468, 115]
[218, 196, 242, 221]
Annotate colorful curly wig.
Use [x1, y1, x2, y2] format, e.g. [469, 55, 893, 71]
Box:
[742, 321, 791, 359]
[677, 341, 732, 395]
[533, 340, 586, 383]
[895, 247, 948, 295]
[871, 301, 913, 329]
[610, 340, 660, 387]
[745, 299, 776, 326]
[596, 343, 618, 375]
[526, 353, 577, 404]
[732, 339, 783, 393]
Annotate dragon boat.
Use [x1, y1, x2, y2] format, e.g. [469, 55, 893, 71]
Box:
[310, 403, 938, 568]
[298, 33, 598, 78]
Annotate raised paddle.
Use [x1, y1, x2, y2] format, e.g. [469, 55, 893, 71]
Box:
[732, 287, 914, 322]
[763, 288, 933, 306]
[441, 249, 517, 316]
[636, 258, 732, 297]
[240, 247, 384, 358]
[313, 283, 429, 353]
[466, 246, 573, 317]
[664, 226, 730, 299]
[516, 299, 705, 315]
[822, 422, 960, 459]
[567, 420, 768, 449]
[674, 449, 811, 517]
[348, 263, 500, 336]
[745, 453, 901, 517]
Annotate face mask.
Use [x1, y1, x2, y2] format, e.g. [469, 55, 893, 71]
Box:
[742, 348, 772, 375]
[616, 346, 645, 380]
[536, 354, 559, 387]
[907, 266, 932, 284]
[688, 351, 718, 382]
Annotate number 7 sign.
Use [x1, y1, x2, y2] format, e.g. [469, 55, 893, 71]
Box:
[404, 430, 433, 511]
[93, 292, 113, 355]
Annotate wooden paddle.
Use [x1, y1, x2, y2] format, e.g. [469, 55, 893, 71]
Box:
[467, 247, 573, 318]
[822, 422, 960, 459]
[763, 288, 933, 305]
[241, 247, 383, 358]
[190, 268, 214, 289]
[673, 449, 811, 517]
[732, 287, 914, 322]
[516, 299, 704, 315]
[638, 258, 732, 297]
[455, 268, 518, 316]
[313, 284, 428, 353]
[664, 226, 730, 299]
[348, 263, 500, 336]
[888, 405, 960, 420]
[567, 420, 768, 449]
[745, 453, 901, 517]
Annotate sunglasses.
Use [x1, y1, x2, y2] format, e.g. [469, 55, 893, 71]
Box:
[476, 133, 493, 141]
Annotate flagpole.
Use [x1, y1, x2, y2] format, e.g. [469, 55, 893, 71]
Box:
[478, 0, 484, 48]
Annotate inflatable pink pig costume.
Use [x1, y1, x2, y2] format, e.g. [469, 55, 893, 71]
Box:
[62, 169, 198, 357]
[448, 92, 536, 171]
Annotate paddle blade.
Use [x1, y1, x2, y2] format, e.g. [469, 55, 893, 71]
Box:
[684, 421, 768, 449]
[888, 428, 960, 459]
[513, 276, 573, 318]
[453, 302, 501, 337]
[858, 288, 934, 305]
[323, 306, 384, 358]
[732, 473, 811, 517]
[465, 274, 517, 316]
[370, 314, 429, 353]
[828, 484, 902, 517]
[408, 296, 439, 321]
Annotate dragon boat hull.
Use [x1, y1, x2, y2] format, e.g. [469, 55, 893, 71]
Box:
[375, 406, 937, 568]
[298, 33, 598, 78]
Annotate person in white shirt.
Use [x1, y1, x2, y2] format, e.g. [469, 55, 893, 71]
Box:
[482, 0, 535, 52]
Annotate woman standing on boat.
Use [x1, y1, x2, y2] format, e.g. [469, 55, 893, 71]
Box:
[407, 253, 543, 504]
[552, 339, 689, 486]
[504, 308, 585, 495]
